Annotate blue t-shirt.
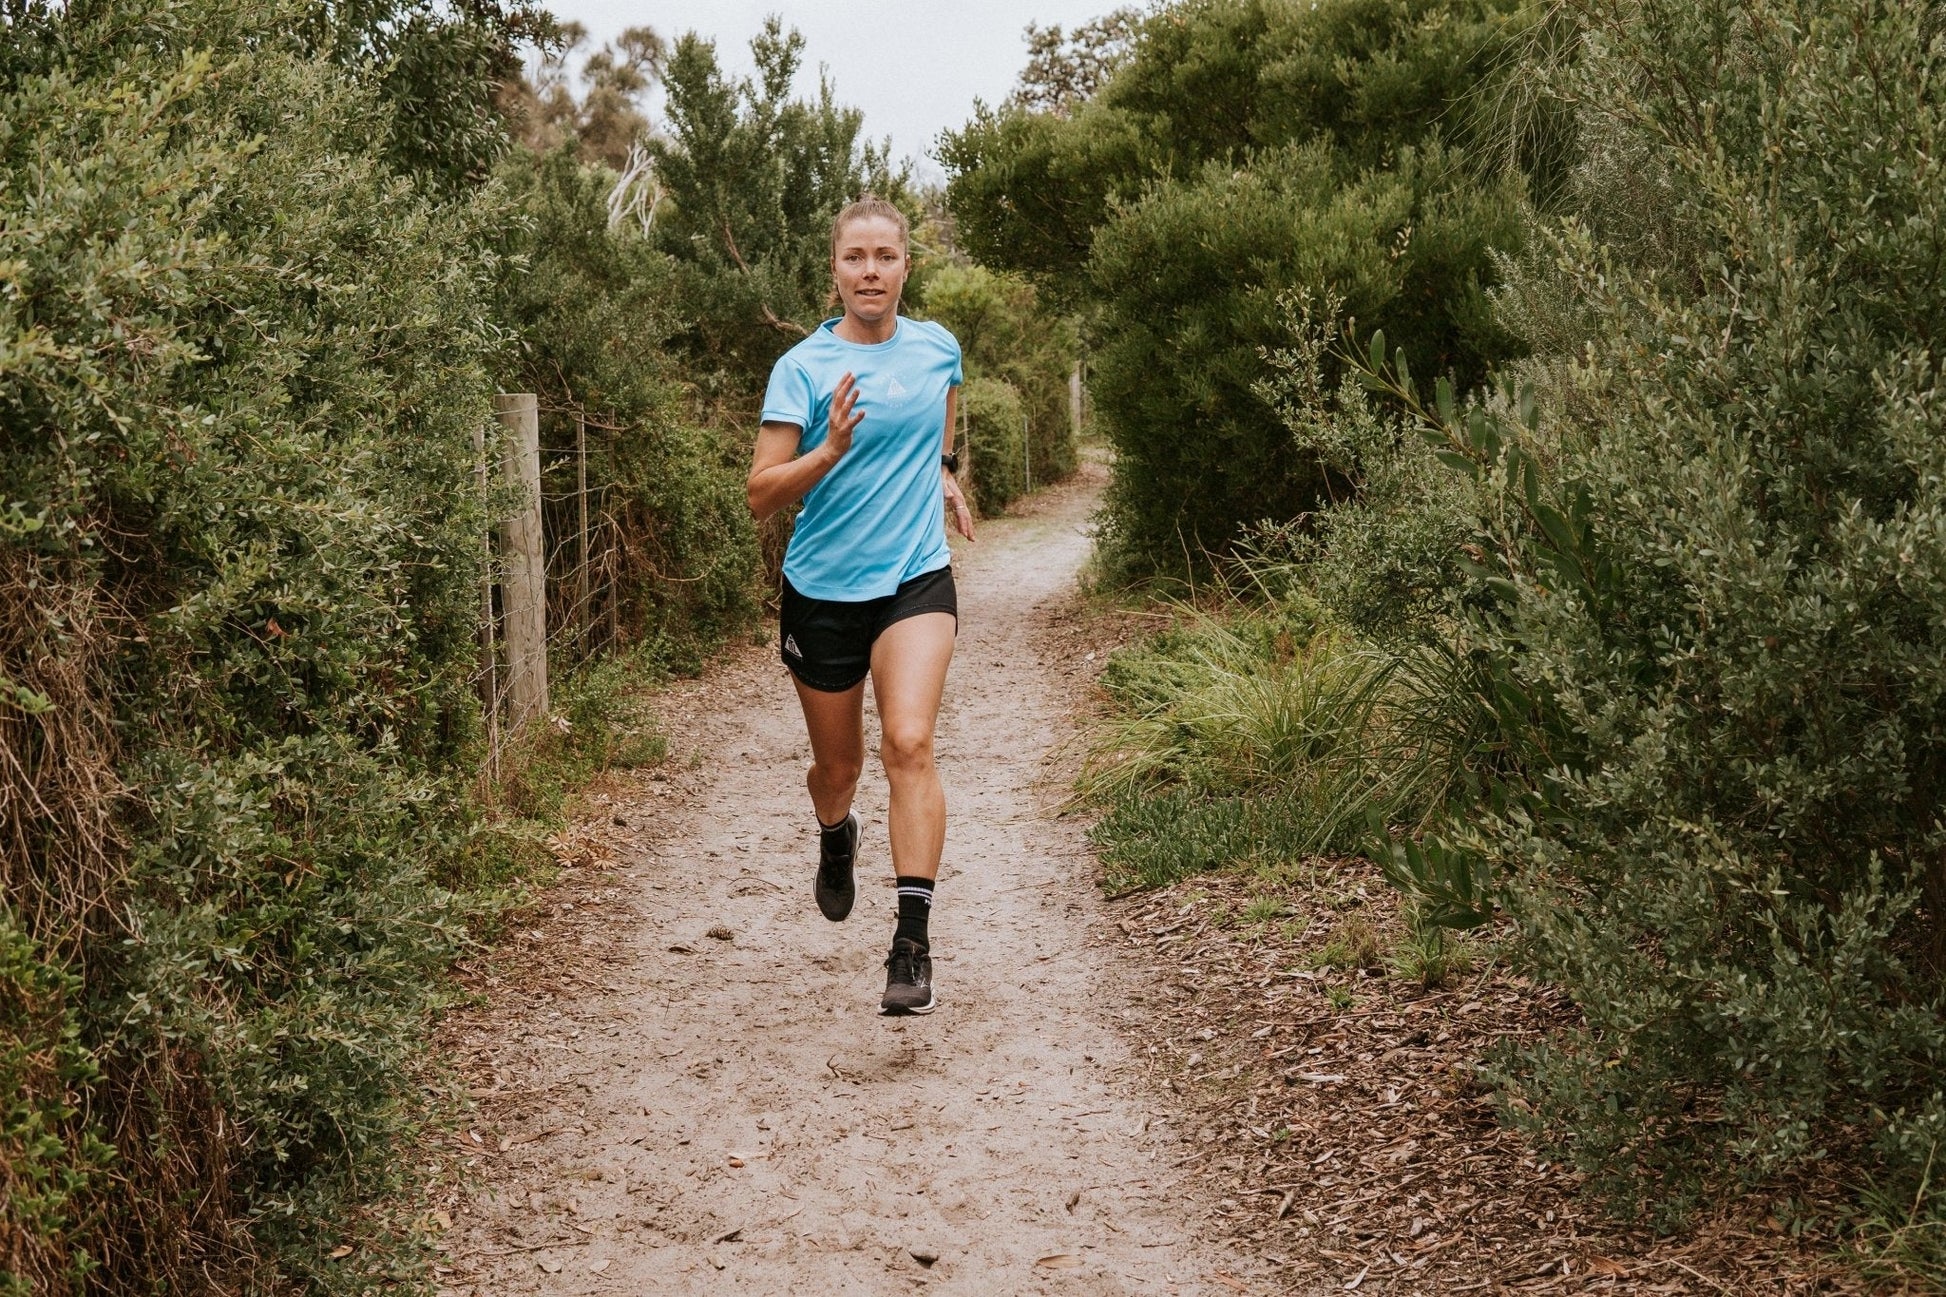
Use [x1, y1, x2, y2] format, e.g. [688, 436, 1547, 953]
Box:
[762, 316, 963, 601]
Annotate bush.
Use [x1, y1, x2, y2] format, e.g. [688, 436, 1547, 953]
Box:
[493, 144, 760, 654]
[1383, 0, 1946, 1249]
[0, 3, 508, 1288]
[943, 0, 1532, 578]
[917, 262, 1080, 501]
[958, 378, 1029, 514]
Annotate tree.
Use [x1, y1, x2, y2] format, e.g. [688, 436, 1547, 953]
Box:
[504, 23, 665, 169]
[1009, 8, 1143, 117]
[648, 18, 908, 408]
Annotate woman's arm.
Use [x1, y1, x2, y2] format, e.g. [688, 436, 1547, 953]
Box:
[941, 385, 975, 541]
[747, 372, 862, 521]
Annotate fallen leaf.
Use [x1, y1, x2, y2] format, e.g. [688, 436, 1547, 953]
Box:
[1212, 1274, 1249, 1292]
[1297, 1072, 1347, 1084]
[589, 1258, 611, 1273]
[328, 1245, 353, 1260]
[727, 1156, 746, 1168]
[1036, 1253, 1084, 1269]
[1584, 1255, 1629, 1277]
[1344, 1266, 1369, 1290]
[537, 1257, 562, 1274]
[430, 1209, 452, 1231]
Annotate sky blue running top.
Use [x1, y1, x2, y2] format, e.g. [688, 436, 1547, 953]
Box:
[762, 316, 963, 601]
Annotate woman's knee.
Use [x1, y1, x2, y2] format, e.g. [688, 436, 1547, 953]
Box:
[879, 723, 935, 775]
[811, 752, 864, 788]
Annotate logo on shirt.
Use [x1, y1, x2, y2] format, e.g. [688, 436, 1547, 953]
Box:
[885, 376, 908, 399]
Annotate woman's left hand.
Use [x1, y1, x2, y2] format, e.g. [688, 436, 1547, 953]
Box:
[943, 468, 976, 542]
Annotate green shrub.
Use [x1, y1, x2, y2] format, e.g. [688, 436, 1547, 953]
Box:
[493, 144, 761, 654]
[959, 378, 1028, 514]
[917, 263, 1080, 498]
[1250, 292, 1479, 645]
[943, 0, 1533, 578]
[1371, 0, 1946, 1252]
[0, 3, 509, 1288]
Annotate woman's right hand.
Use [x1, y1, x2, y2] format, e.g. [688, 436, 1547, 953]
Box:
[825, 372, 863, 459]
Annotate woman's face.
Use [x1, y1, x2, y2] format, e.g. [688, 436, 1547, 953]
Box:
[832, 215, 908, 325]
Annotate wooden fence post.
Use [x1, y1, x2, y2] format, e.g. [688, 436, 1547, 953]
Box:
[472, 422, 500, 776]
[575, 411, 590, 640]
[1070, 363, 1084, 438]
[494, 393, 548, 730]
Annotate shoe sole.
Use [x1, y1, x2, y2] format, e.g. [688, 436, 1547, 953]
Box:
[880, 995, 936, 1016]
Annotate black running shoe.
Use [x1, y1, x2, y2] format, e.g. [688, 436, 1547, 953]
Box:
[880, 937, 935, 1015]
[814, 812, 858, 922]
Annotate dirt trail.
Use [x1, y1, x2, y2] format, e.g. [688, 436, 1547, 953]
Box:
[445, 465, 1274, 1296]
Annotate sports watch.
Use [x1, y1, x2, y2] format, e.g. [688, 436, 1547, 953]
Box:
[941, 451, 961, 473]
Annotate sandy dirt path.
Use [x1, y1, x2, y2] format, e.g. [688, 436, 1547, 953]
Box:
[443, 465, 1275, 1296]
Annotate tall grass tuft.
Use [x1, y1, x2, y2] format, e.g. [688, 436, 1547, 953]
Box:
[1081, 597, 1474, 892]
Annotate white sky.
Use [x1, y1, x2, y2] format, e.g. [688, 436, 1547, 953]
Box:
[539, 1, 1125, 183]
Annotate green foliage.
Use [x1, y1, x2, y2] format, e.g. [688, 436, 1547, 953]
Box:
[920, 263, 1080, 508]
[290, 0, 552, 188]
[958, 378, 1029, 514]
[1324, 0, 1946, 1253]
[1252, 292, 1478, 643]
[506, 24, 665, 168]
[1081, 600, 1474, 894]
[492, 144, 760, 651]
[1092, 786, 1327, 893]
[491, 644, 671, 826]
[1009, 8, 1143, 117]
[0, 914, 107, 1295]
[649, 19, 908, 408]
[944, 0, 1532, 578]
[0, 0, 514, 1288]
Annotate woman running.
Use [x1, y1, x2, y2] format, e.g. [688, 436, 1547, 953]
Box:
[746, 194, 975, 1015]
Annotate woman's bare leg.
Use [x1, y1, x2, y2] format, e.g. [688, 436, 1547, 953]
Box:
[868, 612, 956, 882]
[791, 677, 866, 826]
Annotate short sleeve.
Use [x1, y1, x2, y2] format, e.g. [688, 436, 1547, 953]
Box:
[942, 325, 964, 387]
[761, 354, 815, 429]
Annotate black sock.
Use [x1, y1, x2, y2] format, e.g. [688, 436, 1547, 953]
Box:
[894, 875, 934, 949]
[818, 812, 853, 858]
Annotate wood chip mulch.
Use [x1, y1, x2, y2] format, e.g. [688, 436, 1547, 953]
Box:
[1102, 863, 1889, 1296]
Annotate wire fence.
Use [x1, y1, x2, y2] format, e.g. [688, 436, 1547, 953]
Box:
[473, 394, 631, 776]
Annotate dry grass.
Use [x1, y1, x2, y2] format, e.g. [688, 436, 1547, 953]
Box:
[0, 549, 249, 1293]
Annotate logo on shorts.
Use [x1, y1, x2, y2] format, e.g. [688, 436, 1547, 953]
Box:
[783, 634, 802, 658]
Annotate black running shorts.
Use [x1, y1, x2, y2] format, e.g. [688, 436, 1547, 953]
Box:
[779, 566, 958, 692]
